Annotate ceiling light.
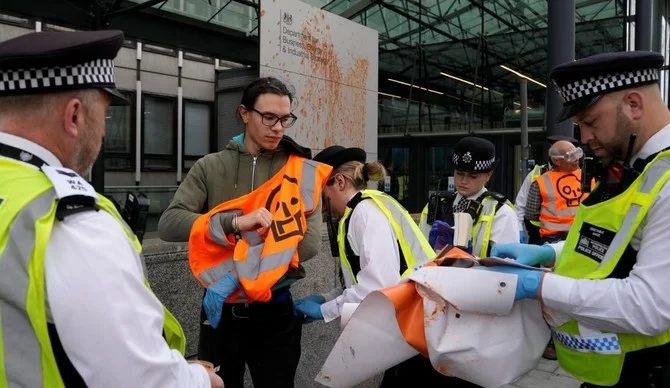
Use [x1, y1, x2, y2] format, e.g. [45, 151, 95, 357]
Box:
[440, 71, 504, 95]
[388, 78, 444, 95]
[500, 65, 547, 88]
[378, 91, 401, 99]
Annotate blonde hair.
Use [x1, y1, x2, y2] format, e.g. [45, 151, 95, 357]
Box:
[332, 160, 386, 190]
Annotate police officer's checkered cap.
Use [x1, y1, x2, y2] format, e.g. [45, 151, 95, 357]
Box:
[0, 30, 127, 105]
[450, 136, 496, 173]
[550, 51, 664, 121]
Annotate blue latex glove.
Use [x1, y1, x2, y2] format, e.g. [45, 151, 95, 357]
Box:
[481, 266, 544, 301]
[519, 230, 529, 244]
[203, 273, 240, 329]
[303, 294, 325, 304]
[294, 298, 324, 323]
[429, 220, 454, 251]
[491, 243, 555, 267]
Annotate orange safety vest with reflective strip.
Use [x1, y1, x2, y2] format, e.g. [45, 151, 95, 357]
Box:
[536, 169, 591, 237]
[188, 155, 332, 303]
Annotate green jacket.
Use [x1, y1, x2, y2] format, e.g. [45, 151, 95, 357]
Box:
[158, 135, 323, 284]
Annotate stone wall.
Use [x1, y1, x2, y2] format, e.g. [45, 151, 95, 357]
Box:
[142, 234, 382, 388]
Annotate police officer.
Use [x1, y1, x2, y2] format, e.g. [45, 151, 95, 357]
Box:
[0, 31, 223, 387]
[487, 52, 670, 387]
[418, 136, 519, 256]
[295, 145, 447, 387]
[515, 135, 579, 244]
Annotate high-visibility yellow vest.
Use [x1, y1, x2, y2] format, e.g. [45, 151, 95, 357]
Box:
[552, 151, 670, 386]
[0, 156, 186, 387]
[418, 192, 511, 257]
[337, 190, 434, 286]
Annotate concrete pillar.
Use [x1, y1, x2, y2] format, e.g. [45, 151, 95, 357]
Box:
[546, 0, 575, 137]
[520, 79, 529, 177]
[635, 0, 661, 52]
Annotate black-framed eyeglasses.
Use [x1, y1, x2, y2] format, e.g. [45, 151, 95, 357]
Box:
[251, 108, 297, 128]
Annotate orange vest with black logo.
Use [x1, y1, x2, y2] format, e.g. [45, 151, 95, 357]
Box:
[188, 155, 332, 303]
[537, 169, 590, 237]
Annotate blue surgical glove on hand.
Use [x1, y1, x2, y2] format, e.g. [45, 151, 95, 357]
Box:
[294, 297, 324, 323]
[203, 273, 240, 329]
[481, 266, 544, 301]
[429, 220, 454, 250]
[491, 243, 555, 267]
[519, 230, 529, 244]
[303, 294, 326, 304]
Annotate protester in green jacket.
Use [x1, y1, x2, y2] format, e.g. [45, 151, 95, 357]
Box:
[158, 77, 322, 388]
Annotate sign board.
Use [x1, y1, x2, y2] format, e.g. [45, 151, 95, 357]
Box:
[259, 0, 379, 159]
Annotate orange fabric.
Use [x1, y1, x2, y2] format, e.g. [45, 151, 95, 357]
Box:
[188, 155, 332, 302]
[537, 169, 592, 237]
[380, 245, 476, 357]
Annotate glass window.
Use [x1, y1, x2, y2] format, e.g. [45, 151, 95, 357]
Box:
[184, 101, 211, 169]
[143, 95, 176, 170]
[378, 146, 411, 208]
[426, 145, 455, 195]
[104, 91, 133, 170]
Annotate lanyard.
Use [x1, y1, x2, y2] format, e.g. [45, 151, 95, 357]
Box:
[0, 142, 49, 169]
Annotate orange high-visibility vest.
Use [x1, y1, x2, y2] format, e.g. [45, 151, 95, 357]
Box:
[188, 155, 332, 303]
[537, 169, 590, 237]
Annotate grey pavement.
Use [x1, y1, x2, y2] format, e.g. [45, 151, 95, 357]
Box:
[503, 358, 580, 388]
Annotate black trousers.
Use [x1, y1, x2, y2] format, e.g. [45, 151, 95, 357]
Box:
[580, 343, 670, 388]
[380, 354, 481, 387]
[197, 289, 302, 388]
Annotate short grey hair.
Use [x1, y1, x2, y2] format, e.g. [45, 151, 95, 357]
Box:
[0, 89, 100, 124]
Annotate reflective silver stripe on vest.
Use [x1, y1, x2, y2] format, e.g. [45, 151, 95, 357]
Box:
[540, 173, 579, 217]
[0, 190, 55, 387]
[198, 260, 235, 285]
[340, 191, 432, 284]
[197, 159, 320, 285]
[598, 155, 670, 269]
[300, 159, 318, 212]
[540, 221, 571, 232]
[208, 211, 242, 248]
[473, 198, 497, 257]
[373, 192, 433, 268]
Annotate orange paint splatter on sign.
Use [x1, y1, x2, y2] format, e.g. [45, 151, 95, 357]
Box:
[298, 19, 369, 149]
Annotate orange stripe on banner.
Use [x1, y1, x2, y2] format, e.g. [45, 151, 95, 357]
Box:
[381, 244, 477, 357]
[381, 282, 428, 356]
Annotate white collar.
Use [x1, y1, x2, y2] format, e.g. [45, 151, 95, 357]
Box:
[0, 132, 62, 168]
[456, 187, 487, 201]
[631, 122, 670, 163]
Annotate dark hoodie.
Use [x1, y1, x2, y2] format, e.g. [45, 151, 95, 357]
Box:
[158, 135, 322, 283]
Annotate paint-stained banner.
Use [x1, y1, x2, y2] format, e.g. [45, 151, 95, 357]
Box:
[259, 0, 379, 159]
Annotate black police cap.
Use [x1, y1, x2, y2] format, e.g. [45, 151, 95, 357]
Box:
[450, 137, 496, 173]
[0, 30, 128, 105]
[313, 145, 367, 170]
[550, 51, 664, 122]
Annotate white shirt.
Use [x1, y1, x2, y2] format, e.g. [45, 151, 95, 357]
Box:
[542, 123, 670, 336]
[0, 132, 210, 388]
[320, 194, 402, 322]
[454, 188, 521, 248]
[514, 170, 536, 230]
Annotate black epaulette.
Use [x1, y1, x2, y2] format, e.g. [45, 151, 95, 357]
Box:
[479, 191, 508, 212]
[55, 195, 99, 221]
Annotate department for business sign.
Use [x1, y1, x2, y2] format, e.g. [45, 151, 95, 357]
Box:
[259, 0, 379, 157]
